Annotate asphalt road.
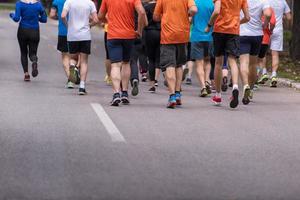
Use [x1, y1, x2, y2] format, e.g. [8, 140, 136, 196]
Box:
[1, 11, 300, 200]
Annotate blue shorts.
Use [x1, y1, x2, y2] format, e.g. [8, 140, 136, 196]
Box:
[107, 39, 135, 63]
[191, 41, 213, 60]
[240, 36, 263, 56]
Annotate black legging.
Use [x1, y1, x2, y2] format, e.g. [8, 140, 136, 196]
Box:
[17, 27, 40, 73]
[145, 29, 160, 82]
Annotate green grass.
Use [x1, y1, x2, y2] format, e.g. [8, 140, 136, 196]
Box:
[278, 57, 300, 82]
[0, 3, 15, 10]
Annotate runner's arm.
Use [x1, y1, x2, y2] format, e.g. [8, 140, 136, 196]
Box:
[153, 0, 162, 21]
[49, 8, 58, 20]
[98, 0, 107, 23]
[188, 0, 197, 17]
[90, 12, 99, 27]
[9, 2, 21, 22]
[240, 0, 250, 25]
[61, 9, 68, 27]
[39, 4, 47, 23]
[262, 7, 272, 29]
[135, 3, 147, 37]
[284, 12, 292, 21]
[205, 0, 220, 33]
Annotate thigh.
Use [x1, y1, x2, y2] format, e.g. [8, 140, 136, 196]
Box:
[107, 39, 123, 63]
[249, 36, 263, 56]
[122, 39, 134, 63]
[226, 34, 240, 58]
[160, 44, 176, 71]
[176, 43, 187, 67]
[213, 33, 226, 57]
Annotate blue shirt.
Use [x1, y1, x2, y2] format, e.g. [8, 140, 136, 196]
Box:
[190, 0, 214, 42]
[52, 0, 67, 36]
[10, 1, 47, 30]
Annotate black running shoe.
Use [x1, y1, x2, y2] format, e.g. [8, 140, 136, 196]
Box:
[205, 81, 212, 94]
[111, 93, 121, 106]
[221, 76, 228, 92]
[230, 89, 239, 109]
[121, 91, 130, 105]
[32, 62, 38, 77]
[149, 86, 156, 93]
[78, 88, 87, 95]
[131, 79, 139, 96]
[154, 80, 158, 87]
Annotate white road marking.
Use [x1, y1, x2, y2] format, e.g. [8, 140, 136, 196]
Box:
[91, 103, 126, 143]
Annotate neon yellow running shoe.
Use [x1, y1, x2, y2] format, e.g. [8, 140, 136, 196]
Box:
[258, 74, 269, 84]
[270, 76, 278, 88]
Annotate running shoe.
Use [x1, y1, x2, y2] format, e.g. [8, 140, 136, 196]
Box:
[141, 74, 147, 82]
[205, 81, 212, 94]
[69, 65, 80, 84]
[154, 80, 158, 87]
[111, 93, 121, 106]
[164, 80, 168, 87]
[230, 89, 239, 108]
[258, 74, 269, 85]
[186, 78, 192, 85]
[121, 91, 130, 105]
[131, 79, 139, 96]
[104, 75, 108, 82]
[149, 86, 156, 93]
[221, 76, 228, 92]
[78, 88, 87, 95]
[249, 89, 254, 100]
[182, 68, 189, 81]
[32, 62, 38, 77]
[200, 88, 208, 97]
[66, 80, 75, 89]
[24, 74, 30, 82]
[167, 95, 177, 109]
[242, 85, 251, 105]
[175, 92, 182, 106]
[211, 95, 222, 105]
[253, 84, 259, 91]
[106, 76, 112, 85]
[270, 76, 278, 88]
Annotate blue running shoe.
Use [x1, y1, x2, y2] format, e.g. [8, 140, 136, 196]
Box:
[175, 92, 182, 106]
[167, 94, 176, 109]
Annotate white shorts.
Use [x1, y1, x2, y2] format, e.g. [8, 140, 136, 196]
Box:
[270, 32, 283, 52]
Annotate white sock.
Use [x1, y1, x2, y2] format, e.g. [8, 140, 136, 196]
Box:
[233, 84, 239, 90]
[216, 92, 221, 98]
[80, 81, 85, 89]
[262, 68, 267, 75]
[271, 71, 277, 78]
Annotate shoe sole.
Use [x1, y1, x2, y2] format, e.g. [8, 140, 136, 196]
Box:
[230, 89, 239, 108]
[167, 102, 177, 109]
[176, 99, 182, 106]
[111, 99, 121, 106]
[131, 81, 139, 96]
[258, 77, 269, 84]
[270, 80, 277, 88]
[78, 92, 87, 95]
[242, 88, 251, 105]
[121, 98, 130, 105]
[212, 99, 221, 106]
[32, 62, 38, 77]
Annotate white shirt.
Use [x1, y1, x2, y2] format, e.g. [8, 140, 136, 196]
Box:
[240, 0, 271, 36]
[63, 0, 97, 41]
[269, 0, 290, 34]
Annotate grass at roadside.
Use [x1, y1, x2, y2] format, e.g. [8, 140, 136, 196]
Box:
[278, 56, 300, 82]
[0, 3, 15, 11]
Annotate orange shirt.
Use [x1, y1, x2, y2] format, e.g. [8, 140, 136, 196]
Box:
[154, 0, 196, 44]
[213, 0, 248, 35]
[262, 8, 276, 45]
[100, 0, 141, 40]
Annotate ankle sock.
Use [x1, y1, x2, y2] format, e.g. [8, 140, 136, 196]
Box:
[233, 84, 239, 90]
[80, 81, 85, 89]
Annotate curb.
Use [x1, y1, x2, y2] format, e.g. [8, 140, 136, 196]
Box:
[278, 78, 300, 91]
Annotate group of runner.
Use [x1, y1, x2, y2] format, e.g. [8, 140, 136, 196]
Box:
[9, 0, 291, 109]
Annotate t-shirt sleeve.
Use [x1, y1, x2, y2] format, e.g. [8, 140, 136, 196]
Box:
[283, 0, 291, 14]
[90, 1, 97, 14]
[153, 0, 162, 16]
[241, 0, 248, 10]
[99, 0, 107, 13]
[63, 0, 71, 11]
[52, 0, 58, 8]
[188, 0, 196, 8]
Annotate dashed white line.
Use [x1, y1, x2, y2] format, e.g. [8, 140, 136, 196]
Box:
[91, 103, 126, 143]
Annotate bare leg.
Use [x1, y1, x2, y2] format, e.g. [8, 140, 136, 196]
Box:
[271, 50, 279, 76]
[79, 53, 88, 82]
[166, 67, 176, 95]
[214, 56, 224, 93]
[175, 67, 183, 91]
[111, 62, 122, 93]
[121, 62, 131, 91]
[186, 61, 194, 79]
[249, 55, 258, 87]
[228, 56, 239, 88]
[204, 58, 211, 83]
[195, 59, 205, 88]
[105, 59, 111, 77]
[239, 54, 250, 86]
[62, 53, 70, 78]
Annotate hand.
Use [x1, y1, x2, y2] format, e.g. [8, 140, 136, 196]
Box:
[135, 30, 142, 38]
[9, 13, 14, 19]
[204, 26, 210, 33]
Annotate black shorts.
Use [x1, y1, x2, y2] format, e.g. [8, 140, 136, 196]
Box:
[107, 39, 135, 63]
[160, 43, 187, 71]
[104, 32, 110, 59]
[258, 44, 269, 59]
[213, 32, 240, 58]
[240, 36, 263, 56]
[68, 40, 91, 55]
[187, 42, 195, 62]
[57, 36, 68, 53]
